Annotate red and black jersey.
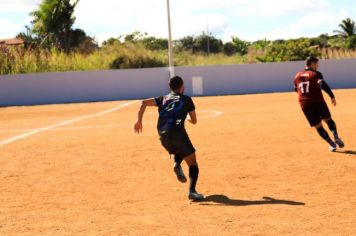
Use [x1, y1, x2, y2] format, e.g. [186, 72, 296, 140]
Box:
[294, 68, 325, 108]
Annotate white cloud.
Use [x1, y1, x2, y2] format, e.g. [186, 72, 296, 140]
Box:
[242, 9, 350, 40]
[75, 0, 232, 43]
[1, 0, 354, 43]
[0, 0, 39, 38]
[0, 0, 40, 13]
[0, 18, 23, 39]
[74, 0, 342, 43]
[232, 0, 331, 17]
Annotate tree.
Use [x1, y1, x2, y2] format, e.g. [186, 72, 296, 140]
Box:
[231, 37, 250, 55]
[30, 0, 80, 52]
[102, 37, 122, 46]
[310, 34, 329, 48]
[346, 35, 356, 49]
[141, 37, 168, 50]
[223, 42, 237, 56]
[124, 31, 147, 42]
[71, 29, 98, 54]
[257, 39, 320, 62]
[119, 32, 168, 50]
[16, 25, 40, 49]
[252, 38, 270, 50]
[333, 18, 356, 38]
[177, 36, 195, 52]
[194, 33, 223, 54]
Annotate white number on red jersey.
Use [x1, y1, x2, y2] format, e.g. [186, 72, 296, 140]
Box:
[299, 81, 310, 94]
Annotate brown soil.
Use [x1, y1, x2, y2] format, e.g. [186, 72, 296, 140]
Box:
[0, 89, 355, 235]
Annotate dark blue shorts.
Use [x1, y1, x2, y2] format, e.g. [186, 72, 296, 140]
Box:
[160, 132, 196, 158]
[302, 101, 331, 127]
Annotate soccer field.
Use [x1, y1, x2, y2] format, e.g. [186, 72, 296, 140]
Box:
[0, 89, 355, 235]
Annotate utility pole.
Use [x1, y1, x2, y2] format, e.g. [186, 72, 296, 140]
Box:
[206, 24, 210, 56]
[166, 0, 175, 77]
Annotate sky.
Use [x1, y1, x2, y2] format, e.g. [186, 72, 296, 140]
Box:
[1, 0, 356, 43]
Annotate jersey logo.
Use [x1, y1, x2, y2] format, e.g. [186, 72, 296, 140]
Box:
[158, 96, 185, 132]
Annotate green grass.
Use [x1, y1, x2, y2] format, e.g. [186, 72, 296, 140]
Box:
[174, 51, 246, 66]
[0, 43, 355, 75]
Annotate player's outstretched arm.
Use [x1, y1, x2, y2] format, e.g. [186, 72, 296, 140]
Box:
[188, 110, 197, 125]
[319, 80, 337, 106]
[134, 98, 156, 134]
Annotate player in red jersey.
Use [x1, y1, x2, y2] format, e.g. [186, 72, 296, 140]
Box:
[294, 56, 344, 152]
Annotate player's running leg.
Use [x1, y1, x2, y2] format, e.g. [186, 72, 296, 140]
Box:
[324, 118, 345, 148]
[173, 154, 187, 183]
[184, 153, 204, 201]
[315, 122, 337, 152]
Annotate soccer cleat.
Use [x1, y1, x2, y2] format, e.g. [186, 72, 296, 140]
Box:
[173, 163, 187, 183]
[329, 143, 337, 152]
[188, 192, 204, 201]
[335, 138, 345, 148]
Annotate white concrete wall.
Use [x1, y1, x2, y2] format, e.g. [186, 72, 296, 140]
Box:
[0, 59, 355, 106]
[0, 68, 170, 106]
[176, 59, 356, 96]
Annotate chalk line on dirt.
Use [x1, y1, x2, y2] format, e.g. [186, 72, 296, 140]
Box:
[0, 110, 223, 134]
[0, 101, 137, 147]
[50, 110, 224, 131]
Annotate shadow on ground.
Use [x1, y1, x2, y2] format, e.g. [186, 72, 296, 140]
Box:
[197, 195, 305, 206]
[335, 150, 356, 155]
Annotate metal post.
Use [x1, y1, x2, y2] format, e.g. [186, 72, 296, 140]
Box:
[166, 0, 175, 77]
[206, 24, 210, 55]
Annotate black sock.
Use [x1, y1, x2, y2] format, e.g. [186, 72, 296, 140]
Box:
[317, 127, 334, 145]
[189, 165, 199, 193]
[326, 119, 339, 140]
[174, 154, 183, 165]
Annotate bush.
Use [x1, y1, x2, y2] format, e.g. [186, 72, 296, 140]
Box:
[110, 55, 165, 69]
[109, 43, 166, 69]
[257, 39, 321, 62]
[194, 34, 224, 53]
[346, 35, 356, 49]
[0, 47, 16, 74]
[231, 37, 250, 55]
[251, 39, 270, 50]
[176, 34, 223, 54]
[141, 37, 168, 51]
[310, 34, 329, 48]
[176, 36, 195, 52]
[223, 42, 237, 56]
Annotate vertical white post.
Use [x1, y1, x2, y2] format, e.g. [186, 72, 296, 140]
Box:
[192, 77, 204, 96]
[166, 0, 175, 78]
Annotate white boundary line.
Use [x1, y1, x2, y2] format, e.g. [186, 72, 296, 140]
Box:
[0, 101, 137, 147]
[51, 110, 223, 131]
[0, 110, 223, 134]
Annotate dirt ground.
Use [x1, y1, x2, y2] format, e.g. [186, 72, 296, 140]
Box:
[0, 89, 355, 235]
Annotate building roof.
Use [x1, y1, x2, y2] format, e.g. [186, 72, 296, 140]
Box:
[0, 38, 24, 46]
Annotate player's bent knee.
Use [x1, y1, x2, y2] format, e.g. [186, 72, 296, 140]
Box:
[313, 122, 323, 129]
[184, 152, 198, 166]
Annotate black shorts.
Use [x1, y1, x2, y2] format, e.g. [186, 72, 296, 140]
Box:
[302, 101, 331, 127]
[160, 132, 196, 158]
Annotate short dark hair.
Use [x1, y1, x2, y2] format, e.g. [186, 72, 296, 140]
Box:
[306, 56, 319, 67]
[169, 76, 184, 91]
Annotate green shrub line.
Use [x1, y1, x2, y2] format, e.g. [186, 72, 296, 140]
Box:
[1, 38, 356, 76]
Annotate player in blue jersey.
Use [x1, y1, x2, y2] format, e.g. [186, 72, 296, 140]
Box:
[134, 76, 204, 201]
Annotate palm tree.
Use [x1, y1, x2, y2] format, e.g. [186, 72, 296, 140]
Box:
[333, 18, 356, 38]
[30, 0, 80, 52]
